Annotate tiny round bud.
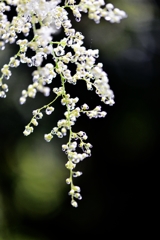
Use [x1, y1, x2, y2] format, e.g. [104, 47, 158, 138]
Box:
[71, 200, 78, 208]
[73, 171, 82, 177]
[106, 3, 114, 10]
[74, 193, 82, 200]
[66, 178, 71, 184]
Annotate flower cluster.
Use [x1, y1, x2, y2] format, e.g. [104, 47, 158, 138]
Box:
[0, 0, 127, 207]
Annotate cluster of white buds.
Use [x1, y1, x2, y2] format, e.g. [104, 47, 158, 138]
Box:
[63, 130, 92, 207]
[81, 104, 107, 118]
[0, 0, 127, 207]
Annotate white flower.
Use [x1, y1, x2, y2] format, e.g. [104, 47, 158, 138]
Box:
[71, 200, 78, 208]
[23, 126, 33, 136]
[45, 106, 54, 115]
[44, 133, 53, 142]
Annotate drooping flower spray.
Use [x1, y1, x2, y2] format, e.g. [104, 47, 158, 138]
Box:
[0, 0, 127, 207]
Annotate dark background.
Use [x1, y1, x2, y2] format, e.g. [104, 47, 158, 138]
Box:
[0, 0, 159, 239]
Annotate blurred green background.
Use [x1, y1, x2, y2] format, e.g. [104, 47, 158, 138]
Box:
[0, 0, 159, 238]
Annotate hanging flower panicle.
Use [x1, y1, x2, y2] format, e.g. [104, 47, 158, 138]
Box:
[0, 0, 127, 207]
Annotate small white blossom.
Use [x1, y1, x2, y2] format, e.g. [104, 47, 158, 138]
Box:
[44, 133, 53, 142]
[54, 46, 65, 56]
[66, 178, 71, 184]
[65, 161, 76, 170]
[73, 171, 82, 177]
[74, 193, 82, 200]
[23, 126, 33, 136]
[31, 118, 38, 126]
[71, 200, 78, 208]
[45, 106, 54, 115]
